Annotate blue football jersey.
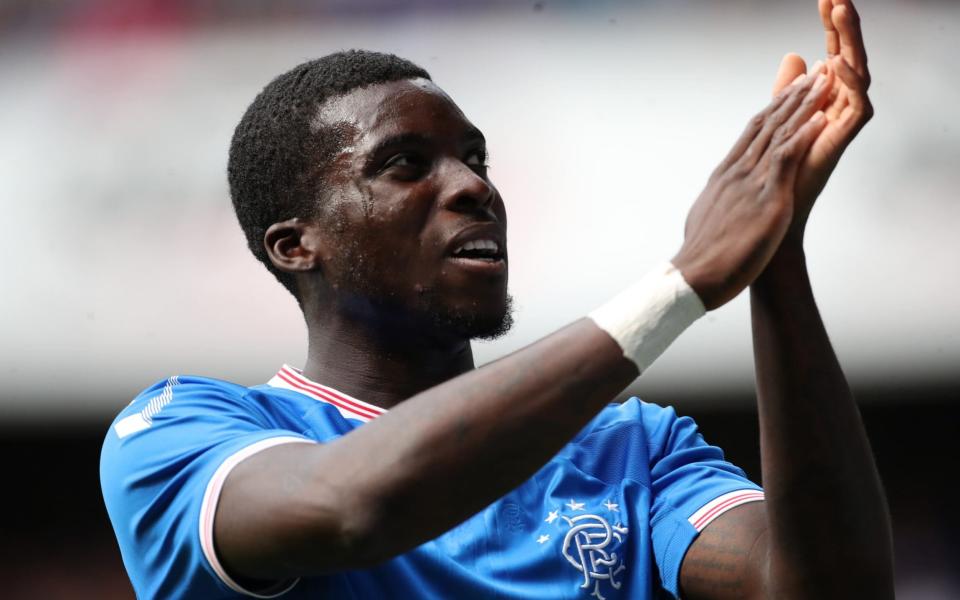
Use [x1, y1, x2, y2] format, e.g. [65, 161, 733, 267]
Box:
[101, 366, 763, 599]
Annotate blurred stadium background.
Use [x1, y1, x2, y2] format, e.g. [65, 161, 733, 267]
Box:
[1, 0, 957, 597]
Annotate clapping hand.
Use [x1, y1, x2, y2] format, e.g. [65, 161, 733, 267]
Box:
[771, 0, 873, 241]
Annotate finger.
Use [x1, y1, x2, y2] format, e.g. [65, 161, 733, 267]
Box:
[833, 0, 863, 32]
[772, 53, 807, 97]
[744, 72, 823, 167]
[831, 55, 874, 132]
[769, 111, 828, 185]
[770, 68, 835, 147]
[831, 56, 868, 105]
[740, 71, 824, 169]
[832, 1, 869, 80]
[819, 0, 840, 57]
[716, 92, 792, 171]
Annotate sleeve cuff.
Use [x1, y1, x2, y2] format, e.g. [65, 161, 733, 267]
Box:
[687, 489, 765, 532]
[657, 488, 765, 598]
[199, 435, 316, 598]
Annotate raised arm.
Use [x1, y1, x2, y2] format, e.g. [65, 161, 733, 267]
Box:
[214, 74, 832, 583]
[680, 1, 893, 598]
[753, 0, 893, 595]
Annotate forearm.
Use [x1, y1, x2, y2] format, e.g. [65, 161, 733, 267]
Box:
[324, 318, 638, 559]
[221, 317, 640, 578]
[750, 247, 893, 597]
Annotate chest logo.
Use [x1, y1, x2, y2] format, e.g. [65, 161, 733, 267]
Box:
[537, 499, 628, 600]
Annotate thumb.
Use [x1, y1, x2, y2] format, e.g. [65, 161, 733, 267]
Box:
[772, 53, 808, 97]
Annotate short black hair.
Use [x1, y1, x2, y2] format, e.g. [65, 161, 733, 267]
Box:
[227, 50, 431, 299]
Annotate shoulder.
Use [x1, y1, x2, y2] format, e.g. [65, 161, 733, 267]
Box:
[572, 397, 691, 445]
[556, 397, 689, 485]
[106, 375, 236, 440]
[129, 373, 253, 406]
[107, 373, 311, 439]
[100, 374, 316, 598]
[99, 373, 313, 492]
[119, 373, 251, 416]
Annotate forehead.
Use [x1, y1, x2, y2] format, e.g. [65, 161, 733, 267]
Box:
[313, 78, 478, 149]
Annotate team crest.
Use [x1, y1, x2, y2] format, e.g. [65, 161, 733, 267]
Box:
[536, 499, 628, 599]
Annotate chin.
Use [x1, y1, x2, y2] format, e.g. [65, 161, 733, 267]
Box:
[430, 293, 514, 341]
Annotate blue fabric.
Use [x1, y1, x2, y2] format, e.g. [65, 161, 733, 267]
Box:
[101, 373, 761, 599]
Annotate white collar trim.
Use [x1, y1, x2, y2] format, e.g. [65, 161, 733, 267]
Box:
[267, 364, 386, 423]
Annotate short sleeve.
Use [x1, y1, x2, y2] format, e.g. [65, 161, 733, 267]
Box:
[641, 401, 764, 599]
[100, 376, 316, 599]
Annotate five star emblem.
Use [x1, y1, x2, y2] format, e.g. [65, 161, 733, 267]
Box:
[545, 509, 560, 524]
[566, 499, 585, 511]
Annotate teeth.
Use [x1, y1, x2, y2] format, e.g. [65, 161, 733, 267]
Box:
[453, 239, 500, 256]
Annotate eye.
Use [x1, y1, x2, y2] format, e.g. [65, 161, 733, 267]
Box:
[382, 153, 428, 179]
[465, 148, 490, 173]
[385, 154, 416, 168]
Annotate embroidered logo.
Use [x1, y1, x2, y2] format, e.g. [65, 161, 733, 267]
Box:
[537, 499, 628, 600]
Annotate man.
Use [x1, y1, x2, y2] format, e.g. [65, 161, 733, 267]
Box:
[101, 0, 893, 597]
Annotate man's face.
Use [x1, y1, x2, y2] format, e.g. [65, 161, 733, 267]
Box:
[311, 78, 511, 340]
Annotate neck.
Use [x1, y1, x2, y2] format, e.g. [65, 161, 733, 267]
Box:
[301, 302, 475, 410]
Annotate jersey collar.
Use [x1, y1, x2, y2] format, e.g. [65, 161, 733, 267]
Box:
[267, 364, 387, 423]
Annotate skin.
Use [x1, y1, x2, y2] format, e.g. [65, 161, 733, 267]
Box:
[680, 1, 892, 598]
[266, 78, 510, 407]
[215, 0, 893, 597]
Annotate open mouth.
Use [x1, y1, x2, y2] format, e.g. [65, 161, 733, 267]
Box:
[450, 238, 504, 263]
[447, 237, 506, 274]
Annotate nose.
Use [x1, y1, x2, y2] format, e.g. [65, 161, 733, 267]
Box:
[437, 158, 497, 217]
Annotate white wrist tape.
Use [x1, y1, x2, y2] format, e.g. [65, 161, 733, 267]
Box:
[588, 262, 705, 372]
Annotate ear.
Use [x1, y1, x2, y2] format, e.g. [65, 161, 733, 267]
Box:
[264, 218, 327, 275]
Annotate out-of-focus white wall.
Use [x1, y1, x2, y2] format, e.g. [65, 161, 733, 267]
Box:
[1, 1, 958, 420]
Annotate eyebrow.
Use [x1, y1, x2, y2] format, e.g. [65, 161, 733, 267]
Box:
[462, 126, 486, 145]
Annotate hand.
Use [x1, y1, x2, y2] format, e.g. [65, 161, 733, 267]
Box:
[771, 0, 873, 241]
[673, 71, 832, 310]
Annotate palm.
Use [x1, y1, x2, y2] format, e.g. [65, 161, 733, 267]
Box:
[771, 0, 872, 238]
[795, 81, 849, 215]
